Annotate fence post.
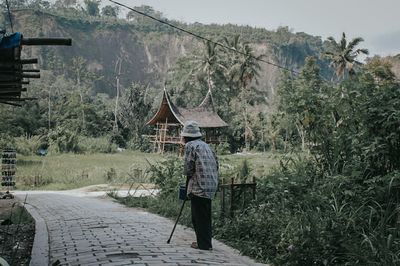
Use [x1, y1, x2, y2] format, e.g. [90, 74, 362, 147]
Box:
[221, 185, 225, 218]
[230, 177, 234, 217]
[252, 176, 256, 200]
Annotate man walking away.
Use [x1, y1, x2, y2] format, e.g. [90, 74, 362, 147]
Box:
[181, 120, 219, 251]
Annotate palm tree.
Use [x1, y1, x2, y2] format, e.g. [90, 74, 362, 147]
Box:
[224, 35, 264, 151]
[224, 35, 264, 98]
[191, 41, 226, 92]
[324, 32, 369, 79]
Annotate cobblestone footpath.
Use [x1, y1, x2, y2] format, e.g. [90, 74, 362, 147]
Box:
[21, 193, 266, 266]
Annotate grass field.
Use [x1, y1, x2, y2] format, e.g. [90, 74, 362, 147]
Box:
[14, 151, 280, 190]
[15, 151, 164, 190]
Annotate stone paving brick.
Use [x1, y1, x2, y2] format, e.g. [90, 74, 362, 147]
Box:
[22, 193, 267, 266]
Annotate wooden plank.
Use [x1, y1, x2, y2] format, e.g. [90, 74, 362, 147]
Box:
[0, 73, 40, 79]
[21, 38, 72, 46]
[0, 81, 29, 85]
[22, 73, 40, 78]
[0, 101, 22, 106]
[230, 178, 234, 217]
[0, 85, 22, 89]
[0, 89, 26, 94]
[0, 58, 38, 65]
[21, 69, 40, 73]
[0, 97, 36, 101]
[0, 69, 39, 73]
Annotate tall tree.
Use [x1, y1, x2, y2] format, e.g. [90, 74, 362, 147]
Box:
[191, 41, 226, 93]
[225, 35, 264, 151]
[70, 57, 96, 132]
[28, 0, 50, 9]
[54, 0, 76, 9]
[166, 40, 228, 108]
[324, 32, 369, 79]
[126, 5, 162, 23]
[278, 57, 324, 152]
[101, 5, 119, 17]
[119, 83, 152, 148]
[113, 58, 123, 132]
[83, 0, 100, 16]
[2, 0, 27, 8]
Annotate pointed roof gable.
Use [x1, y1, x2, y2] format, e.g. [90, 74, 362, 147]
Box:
[146, 88, 181, 125]
[146, 88, 228, 128]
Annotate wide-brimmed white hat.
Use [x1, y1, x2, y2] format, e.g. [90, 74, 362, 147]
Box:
[181, 120, 202, 137]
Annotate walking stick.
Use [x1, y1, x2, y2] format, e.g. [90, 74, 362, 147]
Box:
[167, 198, 187, 244]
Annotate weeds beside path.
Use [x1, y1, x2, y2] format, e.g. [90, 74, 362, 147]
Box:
[0, 198, 34, 266]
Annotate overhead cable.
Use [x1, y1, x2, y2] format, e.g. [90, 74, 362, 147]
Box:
[109, 0, 299, 75]
[5, 0, 14, 32]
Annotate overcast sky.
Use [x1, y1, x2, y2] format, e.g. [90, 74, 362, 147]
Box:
[112, 0, 400, 57]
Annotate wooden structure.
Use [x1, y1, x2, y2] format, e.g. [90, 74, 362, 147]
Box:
[220, 177, 257, 218]
[0, 31, 71, 198]
[0, 31, 71, 106]
[146, 88, 228, 154]
[1, 148, 16, 189]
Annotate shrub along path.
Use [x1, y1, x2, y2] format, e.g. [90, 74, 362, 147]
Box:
[0, 197, 34, 266]
[16, 191, 266, 265]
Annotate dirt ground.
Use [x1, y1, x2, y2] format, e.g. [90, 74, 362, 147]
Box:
[0, 196, 35, 266]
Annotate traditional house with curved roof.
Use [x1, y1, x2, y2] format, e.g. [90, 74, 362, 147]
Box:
[146, 88, 228, 153]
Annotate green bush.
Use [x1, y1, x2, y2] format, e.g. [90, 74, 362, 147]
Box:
[78, 136, 117, 154]
[110, 131, 126, 148]
[111, 155, 193, 226]
[237, 159, 252, 183]
[106, 167, 117, 181]
[215, 142, 231, 155]
[0, 134, 16, 151]
[146, 156, 184, 194]
[0, 204, 34, 224]
[14, 135, 46, 156]
[126, 136, 152, 152]
[214, 158, 400, 265]
[48, 127, 80, 154]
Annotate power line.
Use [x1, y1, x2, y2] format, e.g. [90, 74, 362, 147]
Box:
[109, 0, 299, 75]
[5, 0, 14, 32]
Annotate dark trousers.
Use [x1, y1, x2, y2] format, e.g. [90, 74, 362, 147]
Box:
[190, 195, 212, 250]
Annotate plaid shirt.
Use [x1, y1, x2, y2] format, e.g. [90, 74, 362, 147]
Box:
[184, 139, 219, 199]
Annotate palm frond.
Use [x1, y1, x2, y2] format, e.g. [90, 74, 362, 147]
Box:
[348, 37, 365, 50]
[340, 34, 347, 51]
[356, 48, 369, 55]
[327, 36, 337, 45]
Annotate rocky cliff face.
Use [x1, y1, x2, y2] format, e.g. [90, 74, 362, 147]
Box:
[11, 10, 211, 94]
[6, 10, 399, 99]
[8, 9, 337, 100]
[387, 55, 400, 78]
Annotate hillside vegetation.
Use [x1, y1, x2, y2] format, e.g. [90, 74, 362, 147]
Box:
[0, 1, 338, 153]
[1, 0, 399, 154]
